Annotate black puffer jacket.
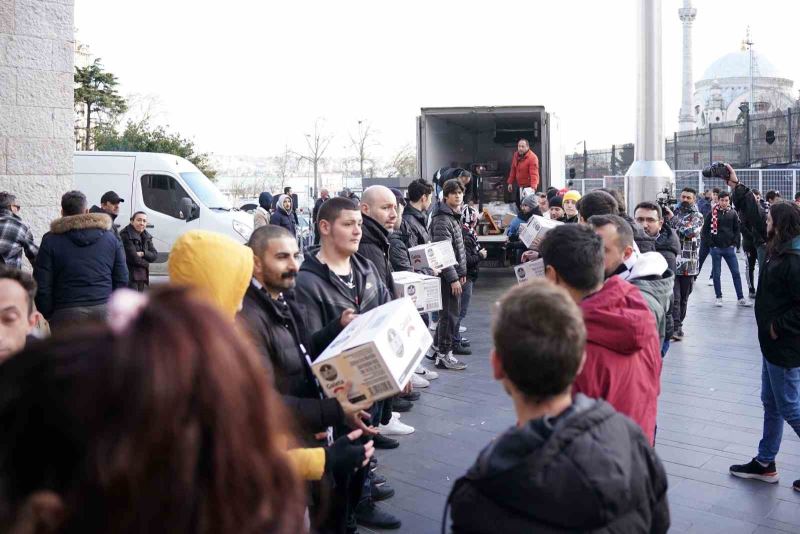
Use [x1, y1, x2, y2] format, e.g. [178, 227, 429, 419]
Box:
[755, 237, 800, 368]
[295, 247, 392, 336]
[270, 206, 297, 237]
[462, 226, 481, 281]
[34, 213, 128, 318]
[119, 225, 157, 283]
[447, 395, 670, 534]
[358, 214, 395, 293]
[654, 223, 680, 340]
[89, 205, 120, 239]
[389, 230, 412, 272]
[401, 204, 430, 248]
[238, 283, 345, 436]
[430, 203, 467, 284]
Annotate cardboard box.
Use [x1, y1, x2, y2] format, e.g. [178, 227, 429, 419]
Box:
[515, 259, 546, 284]
[392, 271, 442, 312]
[519, 215, 563, 249]
[408, 241, 457, 270]
[311, 298, 433, 403]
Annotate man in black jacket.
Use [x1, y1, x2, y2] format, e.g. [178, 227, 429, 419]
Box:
[723, 164, 769, 273]
[447, 280, 670, 534]
[430, 179, 468, 371]
[89, 190, 124, 239]
[357, 186, 397, 293]
[730, 202, 800, 491]
[239, 224, 378, 533]
[701, 191, 751, 307]
[34, 191, 128, 332]
[295, 197, 402, 531]
[635, 201, 680, 355]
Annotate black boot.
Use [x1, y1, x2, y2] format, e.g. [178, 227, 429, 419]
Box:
[355, 500, 402, 529]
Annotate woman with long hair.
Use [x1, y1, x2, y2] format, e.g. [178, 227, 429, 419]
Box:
[730, 201, 800, 492]
[0, 286, 307, 534]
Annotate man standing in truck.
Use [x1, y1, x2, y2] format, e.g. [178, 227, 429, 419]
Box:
[507, 139, 540, 206]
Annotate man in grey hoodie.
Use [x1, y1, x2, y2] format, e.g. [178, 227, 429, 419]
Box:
[590, 214, 674, 348]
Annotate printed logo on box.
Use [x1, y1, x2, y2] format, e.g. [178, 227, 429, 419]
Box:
[516, 267, 526, 280]
[319, 364, 338, 382]
[407, 284, 416, 296]
[387, 329, 404, 358]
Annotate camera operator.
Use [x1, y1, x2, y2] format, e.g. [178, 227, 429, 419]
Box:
[715, 163, 768, 273]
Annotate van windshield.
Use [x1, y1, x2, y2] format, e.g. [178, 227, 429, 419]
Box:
[180, 172, 232, 210]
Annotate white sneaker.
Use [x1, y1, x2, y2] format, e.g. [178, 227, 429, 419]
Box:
[410, 373, 430, 388]
[459, 326, 467, 333]
[391, 411, 401, 419]
[428, 321, 438, 331]
[379, 417, 415, 435]
[415, 364, 439, 380]
[715, 298, 723, 307]
[707, 279, 714, 286]
[738, 298, 753, 307]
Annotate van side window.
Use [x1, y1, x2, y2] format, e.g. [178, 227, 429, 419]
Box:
[141, 174, 191, 219]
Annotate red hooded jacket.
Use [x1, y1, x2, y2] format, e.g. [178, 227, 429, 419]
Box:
[507, 150, 539, 190]
[574, 276, 662, 445]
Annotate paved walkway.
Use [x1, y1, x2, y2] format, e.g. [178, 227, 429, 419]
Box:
[367, 259, 800, 533]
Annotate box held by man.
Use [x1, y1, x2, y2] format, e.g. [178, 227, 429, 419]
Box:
[408, 241, 457, 270]
[515, 259, 546, 284]
[392, 271, 442, 312]
[519, 215, 563, 249]
[311, 298, 433, 403]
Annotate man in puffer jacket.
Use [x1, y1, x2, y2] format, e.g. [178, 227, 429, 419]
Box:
[429, 179, 468, 371]
[447, 280, 669, 534]
[34, 191, 128, 331]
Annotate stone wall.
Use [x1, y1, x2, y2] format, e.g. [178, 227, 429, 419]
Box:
[0, 0, 74, 242]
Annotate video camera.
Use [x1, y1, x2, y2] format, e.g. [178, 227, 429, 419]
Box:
[702, 161, 731, 180]
[655, 187, 676, 212]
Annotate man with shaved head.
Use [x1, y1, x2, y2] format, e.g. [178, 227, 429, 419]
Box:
[358, 185, 398, 292]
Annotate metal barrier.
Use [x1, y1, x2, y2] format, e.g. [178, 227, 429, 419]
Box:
[572, 169, 800, 199]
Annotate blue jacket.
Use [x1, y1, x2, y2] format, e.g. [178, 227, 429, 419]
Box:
[34, 213, 129, 318]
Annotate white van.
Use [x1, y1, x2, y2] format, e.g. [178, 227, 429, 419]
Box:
[74, 151, 253, 275]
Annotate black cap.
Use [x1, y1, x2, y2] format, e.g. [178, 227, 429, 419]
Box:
[100, 191, 124, 204]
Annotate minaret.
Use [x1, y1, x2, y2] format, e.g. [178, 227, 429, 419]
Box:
[678, 0, 697, 131]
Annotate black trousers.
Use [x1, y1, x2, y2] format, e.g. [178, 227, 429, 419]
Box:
[435, 278, 460, 354]
[698, 239, 710, 275]
[672, 275, 694, 332]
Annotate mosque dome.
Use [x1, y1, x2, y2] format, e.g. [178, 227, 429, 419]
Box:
[701, 50, 782, 80]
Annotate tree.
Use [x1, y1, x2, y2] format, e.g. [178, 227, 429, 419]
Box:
[296, 119, 332, 198]
[95, 120, 217, 180]
[273, 145, 297, 191]
[74, 59, 128, 150]
[386, 144, 417, 177]
[349, 120, 378, 179]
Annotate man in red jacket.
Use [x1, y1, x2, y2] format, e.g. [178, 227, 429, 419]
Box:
[539, 223, 662, 445]
[506, 139, 540, 203]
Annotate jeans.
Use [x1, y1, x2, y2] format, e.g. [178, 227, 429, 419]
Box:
[435, 278, 461, 353]
[711, 246, 744, 300]
[661, 338, 670, 358]
[757, 358, 800, 463]
[454, 280, 473, 343]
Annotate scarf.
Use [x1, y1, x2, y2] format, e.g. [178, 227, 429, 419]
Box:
[710, 205, 728, 235]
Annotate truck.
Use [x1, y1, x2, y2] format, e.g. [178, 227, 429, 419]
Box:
[416, 106, 564, 205]
[74, 151, 254, 276]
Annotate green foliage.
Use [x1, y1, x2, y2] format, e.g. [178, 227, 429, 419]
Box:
[95, 120, 217, 180]
[74, 59, 128, 150]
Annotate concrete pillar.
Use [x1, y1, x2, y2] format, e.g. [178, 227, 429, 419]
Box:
[626, 0, 674, 214]
[0, 0, 75, 242]
[678, 0, 697, 132]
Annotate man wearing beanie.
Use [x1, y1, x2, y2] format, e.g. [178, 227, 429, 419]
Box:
[562, 190, 582, 223]
[549, 196, 566, 222]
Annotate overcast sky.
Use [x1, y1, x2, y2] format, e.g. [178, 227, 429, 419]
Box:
[74, 0, 800, 163]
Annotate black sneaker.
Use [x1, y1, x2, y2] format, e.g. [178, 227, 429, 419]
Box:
[793, 480, 800, 492]
[399, 390, 421, 401]
[459, 338, 471, 347]
[729, 458, 779, 483]
[373, 434, 399, 450]
[369, 457, 378, 472]
[371, 482, 395, 501]
[373, 473, 386, 487]
[393, 397, 413, 412]
[354, 500, 402, 530]
[749, 290, 757, 299]
[671, 330, 684, 341]
[453, 342, 472, 356]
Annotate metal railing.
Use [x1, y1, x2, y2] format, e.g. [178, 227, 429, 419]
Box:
[571, 169, 800, 199]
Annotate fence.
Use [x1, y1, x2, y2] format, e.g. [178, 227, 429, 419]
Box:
[571, 169, 800, 200]
[568, 107, 800, 178]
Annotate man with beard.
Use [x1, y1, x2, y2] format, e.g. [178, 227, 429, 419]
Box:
[89, 190, 124, 239]
[239, 224, 378, 533]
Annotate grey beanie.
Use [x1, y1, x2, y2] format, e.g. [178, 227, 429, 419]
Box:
[521, 194, 539, 211]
